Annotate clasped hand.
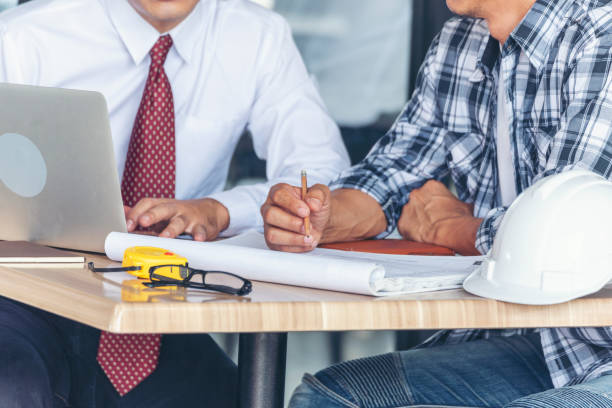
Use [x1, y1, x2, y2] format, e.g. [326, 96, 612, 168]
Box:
[398, 180, 482, 255]
[124, 198, 229, 242]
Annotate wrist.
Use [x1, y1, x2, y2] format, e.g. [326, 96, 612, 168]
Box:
[212, 198, 230, 232]
[197, 198, 230, 233]
[439, 216, 483, 255]
[321, 190, 387, 244]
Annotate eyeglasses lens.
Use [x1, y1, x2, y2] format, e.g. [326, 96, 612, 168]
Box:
[203, 272, 246, 291]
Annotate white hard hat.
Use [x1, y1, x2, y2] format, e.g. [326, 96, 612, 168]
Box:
[463, 170, 612, 305]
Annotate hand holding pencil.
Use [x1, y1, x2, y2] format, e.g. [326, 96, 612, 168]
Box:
[260, 171, 332, 252]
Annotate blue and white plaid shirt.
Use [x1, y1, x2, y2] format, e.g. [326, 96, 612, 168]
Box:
[331, 0, 612, 388]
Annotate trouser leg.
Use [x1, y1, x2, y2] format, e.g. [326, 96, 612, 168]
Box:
[116, 333, 238, 408]
[506, 374, 612, 408]
[0, 295, 238, 408]
[53, 317, 238, 408]
[289, 333, 553, 408]
[0, 297, 70, 408]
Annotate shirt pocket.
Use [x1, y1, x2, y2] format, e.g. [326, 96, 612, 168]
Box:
[521, 123, 554, 174]
[445, 131, 485, 171]
[445, 131, 485, 202]
[175, 115, 245, 199]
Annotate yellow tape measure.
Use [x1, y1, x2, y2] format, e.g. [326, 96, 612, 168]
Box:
[122, 246, 188, 279]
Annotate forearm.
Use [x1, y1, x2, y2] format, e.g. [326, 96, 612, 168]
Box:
[321, 189, 387, 244]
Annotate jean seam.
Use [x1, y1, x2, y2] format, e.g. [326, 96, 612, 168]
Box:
[394, 352, 416, 404]
[302, 374, 360, 408]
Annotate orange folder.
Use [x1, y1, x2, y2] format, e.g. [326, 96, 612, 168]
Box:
[319, 239, 454, 256]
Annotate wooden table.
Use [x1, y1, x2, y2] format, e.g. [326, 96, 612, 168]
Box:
[1, 253, 612, 407]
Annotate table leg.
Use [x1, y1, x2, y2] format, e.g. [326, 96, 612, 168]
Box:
[238, 332, 288, 408]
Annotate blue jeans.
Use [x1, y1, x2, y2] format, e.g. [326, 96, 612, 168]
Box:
[289, 333, 612, 408]
[0, 296, 237, 408]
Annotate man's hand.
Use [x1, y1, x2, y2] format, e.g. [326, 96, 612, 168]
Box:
[125, 198, 229, 241]
[398, 180, 482, 255]
[261, 183, 332, 252]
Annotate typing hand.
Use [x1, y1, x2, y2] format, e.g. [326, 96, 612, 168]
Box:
[398, 180, 482, 255]
[261, 183, 331, 252]
[125, 198, 229, 241]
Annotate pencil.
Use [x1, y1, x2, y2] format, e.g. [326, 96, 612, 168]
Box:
[301, 170, 311, 237]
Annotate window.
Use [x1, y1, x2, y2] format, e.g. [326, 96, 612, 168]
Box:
[0, 0, 18, 12]
[274, 0, 411, 129]
[271, 0, 412, 164]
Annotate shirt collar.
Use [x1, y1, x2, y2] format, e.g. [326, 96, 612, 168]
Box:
[104, 0, 208, 65]
[471, 0, 574, 81]
[505, 0, 575, 72]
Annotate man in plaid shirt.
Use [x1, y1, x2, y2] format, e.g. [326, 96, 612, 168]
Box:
[263, 0, 612, 406]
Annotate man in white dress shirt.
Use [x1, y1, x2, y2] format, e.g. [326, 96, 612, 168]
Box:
[0, 0, 349, 406]
[0, 0, 349, 240]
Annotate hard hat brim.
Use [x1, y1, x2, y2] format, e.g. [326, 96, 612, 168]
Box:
[462, 269, 603, 305]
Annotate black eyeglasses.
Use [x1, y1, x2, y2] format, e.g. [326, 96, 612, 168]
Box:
[88, 262, 252, 296]
[144, 264, 252, 296]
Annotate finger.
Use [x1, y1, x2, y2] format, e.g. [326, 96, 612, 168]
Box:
[138, 202, 178, 228]
[159, 216, 186, 238]
[126, 198, 163, 231]
[191, 224, 208, 242]
[304, 184, 330, 212]
[264, 226, 314, 247]
[269, 184, 309, 218]
[123, 205, 131, 217]
[263, 206, 305, 234]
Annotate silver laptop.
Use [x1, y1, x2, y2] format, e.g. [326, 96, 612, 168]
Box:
[0, 83, 127, 252]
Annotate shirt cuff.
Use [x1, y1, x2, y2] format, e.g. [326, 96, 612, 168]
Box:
[207, 190, 263, 237]
[475, 207, 507, 254]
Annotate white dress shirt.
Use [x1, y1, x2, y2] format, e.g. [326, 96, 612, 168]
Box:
[0, 0, 350, 235]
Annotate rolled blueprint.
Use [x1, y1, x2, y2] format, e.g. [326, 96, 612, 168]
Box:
[105, 231, 483, 296]
[105, 231, 382, 295]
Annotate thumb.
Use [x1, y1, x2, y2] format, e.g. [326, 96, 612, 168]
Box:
[304, 184, 330, 213]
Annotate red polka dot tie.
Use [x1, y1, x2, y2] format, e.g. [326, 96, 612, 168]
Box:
[98, 36, 175, 396]
[121, 34, 176, 207]
[97, 333, 162, 396]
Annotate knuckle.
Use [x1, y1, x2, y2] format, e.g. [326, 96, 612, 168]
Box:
[312, 183, 329, 196]
[143, 210, 157, 221]
[265, 229, 278, 244]
[271, 189, 285, 203]
[271, 183, 291, 196]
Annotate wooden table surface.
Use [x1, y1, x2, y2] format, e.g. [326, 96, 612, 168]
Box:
[1, 252, 611, 334]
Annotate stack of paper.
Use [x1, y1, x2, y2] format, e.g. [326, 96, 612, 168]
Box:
[104, 231, 484, 296]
